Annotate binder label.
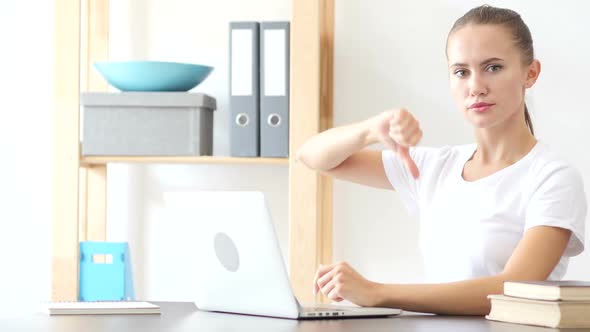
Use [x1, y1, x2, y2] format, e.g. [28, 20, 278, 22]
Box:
[263, 29, 287, 97]
[231, 29, 254, 96]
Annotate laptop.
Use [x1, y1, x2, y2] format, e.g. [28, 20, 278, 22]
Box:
[164, 190, 402, 319]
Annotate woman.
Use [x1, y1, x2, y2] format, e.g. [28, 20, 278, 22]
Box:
[296, 5, 587, 315]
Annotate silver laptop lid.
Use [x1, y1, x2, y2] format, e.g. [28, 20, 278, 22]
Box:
[165, 191, 300, 319]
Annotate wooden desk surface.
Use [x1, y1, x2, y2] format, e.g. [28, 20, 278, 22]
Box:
[0, 302, 584, 331]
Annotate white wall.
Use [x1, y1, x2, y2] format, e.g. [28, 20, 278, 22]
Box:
[1, 0, 589, 313]
[0, 0, 53, 314]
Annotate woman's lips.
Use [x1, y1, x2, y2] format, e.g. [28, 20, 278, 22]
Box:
[469, 103, 495, 113]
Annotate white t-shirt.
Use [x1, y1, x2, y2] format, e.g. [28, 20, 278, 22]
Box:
[382, 142, 587, 282]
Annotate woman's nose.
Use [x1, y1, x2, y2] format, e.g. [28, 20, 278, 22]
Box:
[469, 74, 488, 96]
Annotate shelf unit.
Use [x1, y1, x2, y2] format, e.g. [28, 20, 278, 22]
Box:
[52, 0, 334, 305]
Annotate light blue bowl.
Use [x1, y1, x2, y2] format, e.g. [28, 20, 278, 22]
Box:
[94, 61, 214, 92]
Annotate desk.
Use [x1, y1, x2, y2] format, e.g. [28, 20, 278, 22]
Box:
[1, 302, 583, 331]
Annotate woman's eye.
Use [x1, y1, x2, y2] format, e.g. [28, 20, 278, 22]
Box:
[486, 64, 502, 72]
[454, 69, 467, 77]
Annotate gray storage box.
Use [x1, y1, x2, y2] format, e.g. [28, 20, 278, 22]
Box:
[81, 92, 216, 156]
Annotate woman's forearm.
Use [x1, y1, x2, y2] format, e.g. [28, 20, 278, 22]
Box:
[374, 275, 507, 315]
[295, 119, 379, 171]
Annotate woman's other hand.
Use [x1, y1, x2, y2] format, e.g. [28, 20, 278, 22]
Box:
[312, 261, 383, 307]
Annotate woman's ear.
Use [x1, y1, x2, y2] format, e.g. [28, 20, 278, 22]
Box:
[525, 59, 541, 88]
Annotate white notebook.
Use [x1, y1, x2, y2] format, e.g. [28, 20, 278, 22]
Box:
[43, 301, 160, 315]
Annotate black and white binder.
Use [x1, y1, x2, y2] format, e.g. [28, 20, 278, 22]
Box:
[229, 22, 260, 157]
[259, 21, 290, 157]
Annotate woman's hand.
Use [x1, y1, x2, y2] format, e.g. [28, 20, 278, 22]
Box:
[312, 261, 382, 307]
[369, 108, 422, 178]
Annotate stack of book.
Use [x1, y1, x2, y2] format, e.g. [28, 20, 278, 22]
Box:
[487, 280, 590, 328]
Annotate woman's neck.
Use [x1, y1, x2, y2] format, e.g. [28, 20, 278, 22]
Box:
[472, 113, 537, 165]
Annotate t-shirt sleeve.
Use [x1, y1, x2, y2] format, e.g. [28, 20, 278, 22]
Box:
[381, 147, 430, 217]
[524, 165, 587, 257]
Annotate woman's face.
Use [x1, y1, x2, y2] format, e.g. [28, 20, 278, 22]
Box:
[447, 24, 539, 130]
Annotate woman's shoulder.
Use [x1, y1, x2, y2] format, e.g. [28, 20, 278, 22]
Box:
[527, 141, 584, 188]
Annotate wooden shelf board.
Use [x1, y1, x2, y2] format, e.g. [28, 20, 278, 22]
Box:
[80, 155, 289, 166]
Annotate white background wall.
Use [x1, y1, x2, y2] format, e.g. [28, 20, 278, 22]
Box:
[1, 0, 589, 312]
[0, 0, 54, 314]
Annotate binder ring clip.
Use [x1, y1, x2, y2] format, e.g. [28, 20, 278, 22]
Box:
[267, 113, 282, 127]
[236, 113, 250, 127]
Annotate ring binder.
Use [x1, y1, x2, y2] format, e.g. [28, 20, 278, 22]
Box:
[260, 21, 290, 157]
[229, 22, 260, 157]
